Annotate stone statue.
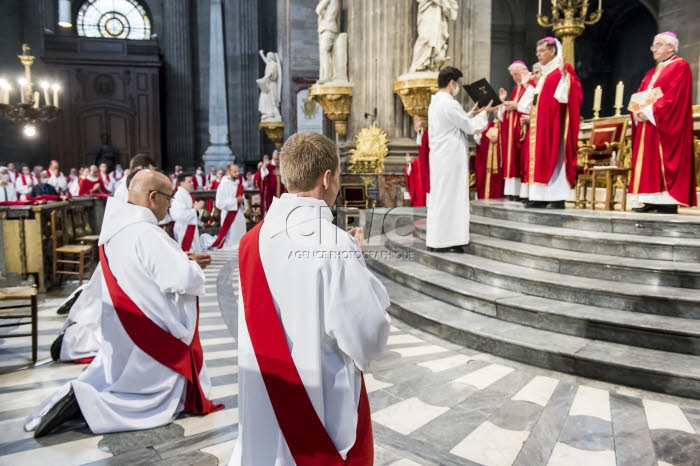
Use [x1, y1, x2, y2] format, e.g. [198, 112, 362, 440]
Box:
[316, 0, 340, 83]
[94, 132, 119, 170]
[257, 50, 282, 122]
[409, 0, 459, 73]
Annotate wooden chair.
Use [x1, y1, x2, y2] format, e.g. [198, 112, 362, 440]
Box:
[0, 286, 38, 362]
[50, 210, 93, 286]
[575, 119, 628, 209]
[69, 207, 99, 273]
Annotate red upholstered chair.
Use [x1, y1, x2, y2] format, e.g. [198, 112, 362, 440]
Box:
[575, 119, 628, 208]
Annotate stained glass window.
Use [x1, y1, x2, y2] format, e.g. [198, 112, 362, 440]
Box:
[77, 0, 152, 40]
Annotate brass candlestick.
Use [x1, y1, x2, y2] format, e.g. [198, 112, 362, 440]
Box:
[537, 0, 603, 67]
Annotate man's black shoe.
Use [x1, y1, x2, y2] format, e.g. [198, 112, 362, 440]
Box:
[524, 200, 547, 208]
[547, 200, 566, 209]
[34, 387, 82, 438]
[632, 203, 657, 213]
[428, 246, 464, 253]
[50, 334, 64, 361]
[655, 204, 678, 214]
[56, 288, 83, 315]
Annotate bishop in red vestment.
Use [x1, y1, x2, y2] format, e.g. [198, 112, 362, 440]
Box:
[253, 151, 287, 215]
[629, 31, 697, 214]
[498, 60, 530, 200]
[475, 121, 504, 199]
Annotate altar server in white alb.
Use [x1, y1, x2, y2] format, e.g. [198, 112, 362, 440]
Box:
[203, 163, 246, 250]
[426, 66, 491, 252]
[170, 172, 205, 252]
[25, 170, 221, 438]
[231, 131, 391, 465]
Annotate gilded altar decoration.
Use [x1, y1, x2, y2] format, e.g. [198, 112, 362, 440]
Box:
[258, 121, 284, 150]
[537, 0, 603, 67]
[308, 83, 352, 138]
[393, 74, 439, 129]
[348, 124, 389, 174]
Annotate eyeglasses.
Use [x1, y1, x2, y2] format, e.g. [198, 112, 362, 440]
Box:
[151, 190, 175, 203]
[650, 43, 667, 50]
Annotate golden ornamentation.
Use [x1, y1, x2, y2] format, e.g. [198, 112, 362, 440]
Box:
[302, 98, 318, 119]
[537, 0, 603, 67]
[348, 124, 389, 174]
[694, 136, 700, 192]
[308, 83, 353, 138]
[360, 176, 375, 190]
[393, 75, 439, 129]
[259, 121, 284, 150]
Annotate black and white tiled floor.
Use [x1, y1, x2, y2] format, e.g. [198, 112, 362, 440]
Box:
[1, 251, 700, 465]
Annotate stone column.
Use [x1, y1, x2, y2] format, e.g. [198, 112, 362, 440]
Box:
[203, 0, 235, 168]
[658, 0, 700, 102]
[161, 0, 196, 168]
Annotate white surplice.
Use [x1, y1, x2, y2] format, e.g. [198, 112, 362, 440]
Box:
[59, 264, 104, 362]
[230, 194, 391, 465]
[25, 201, 209, 434]
[202, 176, 246, 250]
[170, 188, 202, 252]
[426, 91, 488, 248]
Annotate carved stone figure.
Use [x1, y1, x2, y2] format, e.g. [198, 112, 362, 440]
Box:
[316, 0, 340, 83]
[409, 0, 459, 73]
[256, 50, 282, 122]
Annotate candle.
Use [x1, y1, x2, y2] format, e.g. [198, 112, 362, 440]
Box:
[41, 82, 50, 106]
[18, 77, 26, 104]
[52, 83, 60, 108]
[538, 0, 542, 15]
[593, 85, 602, 110]
[0, 79, 9, 105]
[614, 81, 624, 109]
[599, 0, 602, 10]
[553, 0, 557, 7]
[33, 91, 40, 108]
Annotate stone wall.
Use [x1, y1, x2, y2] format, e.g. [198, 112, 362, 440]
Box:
[658, 0, 700, 103]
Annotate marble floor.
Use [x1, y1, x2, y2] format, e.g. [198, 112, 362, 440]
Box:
[1, 251, 699, 465]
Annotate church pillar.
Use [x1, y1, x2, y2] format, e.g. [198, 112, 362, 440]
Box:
[161, 0, 196, 168]
[222, 0, 261, 164]
[658, 0, 700, 102]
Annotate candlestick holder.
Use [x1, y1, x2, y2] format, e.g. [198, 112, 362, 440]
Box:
[613, 105, 622, 117]
[537, 0, 603, 67]
[593, 108, 600, 119]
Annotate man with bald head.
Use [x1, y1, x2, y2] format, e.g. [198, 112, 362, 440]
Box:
[629, 31, 696, 213]
[26, 170, 221, 437]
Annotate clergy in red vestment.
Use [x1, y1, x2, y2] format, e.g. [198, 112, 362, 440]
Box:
[629, 31, 697, 214]
[253, 150, 287, 215]
[404, 152, 425, 206]
[516, 63, 542, 201]
[474, 121, 504, 199]
[79, 165, 108, 197]
[497, 60, 530, 200]
[526, 37, 582, 209]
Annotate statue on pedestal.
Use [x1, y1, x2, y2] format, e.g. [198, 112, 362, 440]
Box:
[257, 50, 282, 122]
[316, 0, 340, 83]
[408, 0, 459, 73]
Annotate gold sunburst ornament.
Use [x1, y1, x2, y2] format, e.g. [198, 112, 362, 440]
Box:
[348, 124, 389, 174]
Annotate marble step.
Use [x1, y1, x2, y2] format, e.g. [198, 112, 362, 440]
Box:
[368, 255, 700, 355]
[465, 233, 700, 289]
[382, 236, 700, 319]
[415, 217, 700, 262]
[377, 275, 700, 399]
[470, 199, 700, 239]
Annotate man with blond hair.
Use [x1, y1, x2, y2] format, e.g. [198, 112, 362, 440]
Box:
[231, 131, 391, 465]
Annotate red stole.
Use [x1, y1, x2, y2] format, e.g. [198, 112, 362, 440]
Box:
[181, 225, 196, 252]
[529, 63, 582, 188]
[499, 84, 526, 179]
[99, 245, 223, 415]
[629, 56, 697, 206]
[239, 223, 373, 465]
[211, 182, 244, 249]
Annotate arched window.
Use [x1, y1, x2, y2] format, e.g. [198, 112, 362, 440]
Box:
[77, 0, 152, 40]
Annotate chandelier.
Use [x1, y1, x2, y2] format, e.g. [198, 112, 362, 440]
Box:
[537, 0, 603, 67]
[0, 44, 61, 137]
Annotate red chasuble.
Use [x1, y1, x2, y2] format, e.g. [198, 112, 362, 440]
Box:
[418, 129, 431, 193]
[254, 165, 287, 215]
[99, 245, 223, 415]
[78, 177, 107, 197]
[499, 84, 527, 180]
[238, 223, 373, 465]
[629, 56, 697, 206]
[475, 122, 504, 199]
[404, 158, 426, 207]
[528, 63, 582, 188]
[211, 182, 244, 249]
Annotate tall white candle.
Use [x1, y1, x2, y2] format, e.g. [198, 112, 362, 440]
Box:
[593, 85, 602, 110]
[0, 79, 9, 105]
[33, 91, 40, 108]
[614, 81, 624, 109]
[41, 82, 50, 106]
[599, 0, 602, 10]
[52, 84, 60, 108]
[538, 0, 542, 15]
[18, 78, 26, 104]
